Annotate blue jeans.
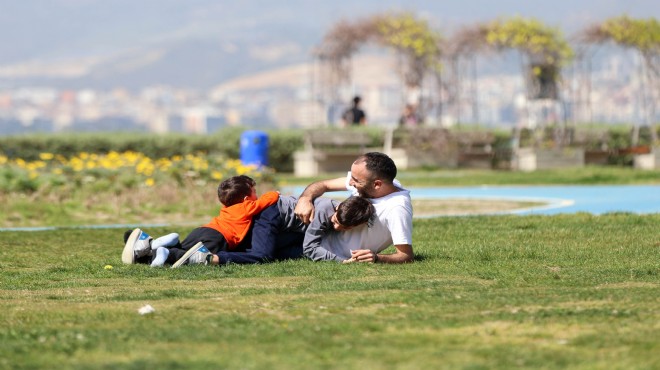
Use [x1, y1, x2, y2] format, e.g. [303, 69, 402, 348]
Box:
[217, 204, 303, 264]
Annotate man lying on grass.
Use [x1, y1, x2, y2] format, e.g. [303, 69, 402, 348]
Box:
[295, 152, 414, 264]
[172, 194, 376, 267]
[124, 152, 413, 265]
[123, 175, 376, 266]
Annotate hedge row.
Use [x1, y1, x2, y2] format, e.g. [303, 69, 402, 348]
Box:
[0, 127, 385, 173]
[1, 125, 657, 172]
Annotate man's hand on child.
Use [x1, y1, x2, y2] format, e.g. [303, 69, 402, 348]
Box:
[294, 197, 315, 224]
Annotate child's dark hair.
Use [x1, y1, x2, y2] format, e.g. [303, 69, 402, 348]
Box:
[218, 175, 256, 206]
[335, 196, 375, 228]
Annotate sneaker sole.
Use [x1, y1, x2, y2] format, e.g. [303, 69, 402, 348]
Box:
[171, 242, 205, 268]
[121, 228, 142, 264]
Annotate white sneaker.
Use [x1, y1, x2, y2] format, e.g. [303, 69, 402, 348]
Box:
[121, 228, 153, 264]
[171, 242, 211, 268]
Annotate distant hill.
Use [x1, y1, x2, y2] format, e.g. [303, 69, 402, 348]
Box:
[0, 0, 657, 90]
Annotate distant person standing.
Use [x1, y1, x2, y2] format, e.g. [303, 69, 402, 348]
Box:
[342, 96, 366, 126]
[398, 104, 422, 128]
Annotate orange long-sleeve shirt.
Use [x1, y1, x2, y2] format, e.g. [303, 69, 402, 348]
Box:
[203, 191, 279, 249]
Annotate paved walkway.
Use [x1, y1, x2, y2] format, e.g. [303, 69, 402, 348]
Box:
[281, 184, 660, 216]
[408, 185, 660, 215]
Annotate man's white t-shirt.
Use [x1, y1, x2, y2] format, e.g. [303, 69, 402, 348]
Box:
[319, 172, 413, 260]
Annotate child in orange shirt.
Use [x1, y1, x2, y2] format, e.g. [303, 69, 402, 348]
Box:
[122, 175, 278, 267]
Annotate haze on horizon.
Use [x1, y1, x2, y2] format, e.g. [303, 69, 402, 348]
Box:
[0, 0, 658, 89]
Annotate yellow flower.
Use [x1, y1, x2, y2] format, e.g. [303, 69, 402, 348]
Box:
[145, 178, 155, 187]
[122, 151, 141, 165]
[236, 164, 257, 175]
[156, 158, 172, 171]
[39, 153, 54, 160]
[26, 161, 46, 171]
[136, 158, 155, 176]
[70, 157, 84, 172]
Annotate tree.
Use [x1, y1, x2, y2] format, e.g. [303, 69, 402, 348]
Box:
[315, 12, 442, 123]
[581, 16, 660, 144]
[443, 17, 573, 147]
[485, 17, 573, 100]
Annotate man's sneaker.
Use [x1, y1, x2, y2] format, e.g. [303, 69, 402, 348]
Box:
[171, 242, 211, 268]
[121, 228, 153, 264]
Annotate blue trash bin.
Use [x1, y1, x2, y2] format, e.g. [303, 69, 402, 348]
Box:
[240, 130, 269, 167]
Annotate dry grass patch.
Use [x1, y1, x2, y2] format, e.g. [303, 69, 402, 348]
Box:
[412, 198, 544, 216]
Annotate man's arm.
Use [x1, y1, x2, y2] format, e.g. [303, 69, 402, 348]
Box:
[378, 244, 414, 263]
[350, 244, 414, 264]
[294, 177, 346, 224]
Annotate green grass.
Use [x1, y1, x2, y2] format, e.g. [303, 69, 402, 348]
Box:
[1, 213, 659, 369]
[1, 167, 659, 228]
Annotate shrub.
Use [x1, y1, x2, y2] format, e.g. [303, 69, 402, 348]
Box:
[0, 151, 272, 195]
[0, 128, 307, 172]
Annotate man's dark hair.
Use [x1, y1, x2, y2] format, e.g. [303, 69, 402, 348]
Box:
[356, 152, 397, 184]
[217, 175, 256, 206]
[335, 196, 375, 228]
[352, 96, 361, 105]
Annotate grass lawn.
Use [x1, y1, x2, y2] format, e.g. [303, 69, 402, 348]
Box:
[5, 166, 660, 228]
[1, 213, 659, 369]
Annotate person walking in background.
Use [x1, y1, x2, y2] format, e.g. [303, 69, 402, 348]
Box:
[398, 104, 422, 128]
[342, 95, 367, 126]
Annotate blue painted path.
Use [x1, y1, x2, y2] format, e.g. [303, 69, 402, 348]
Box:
[281, 185, 660, 216]
[408, 185, 660, 215]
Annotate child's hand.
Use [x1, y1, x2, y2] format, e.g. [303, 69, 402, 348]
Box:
[350, 249, 377, 263]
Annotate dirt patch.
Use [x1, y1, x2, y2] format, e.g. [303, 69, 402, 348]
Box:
[412, 198, 544, 217]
